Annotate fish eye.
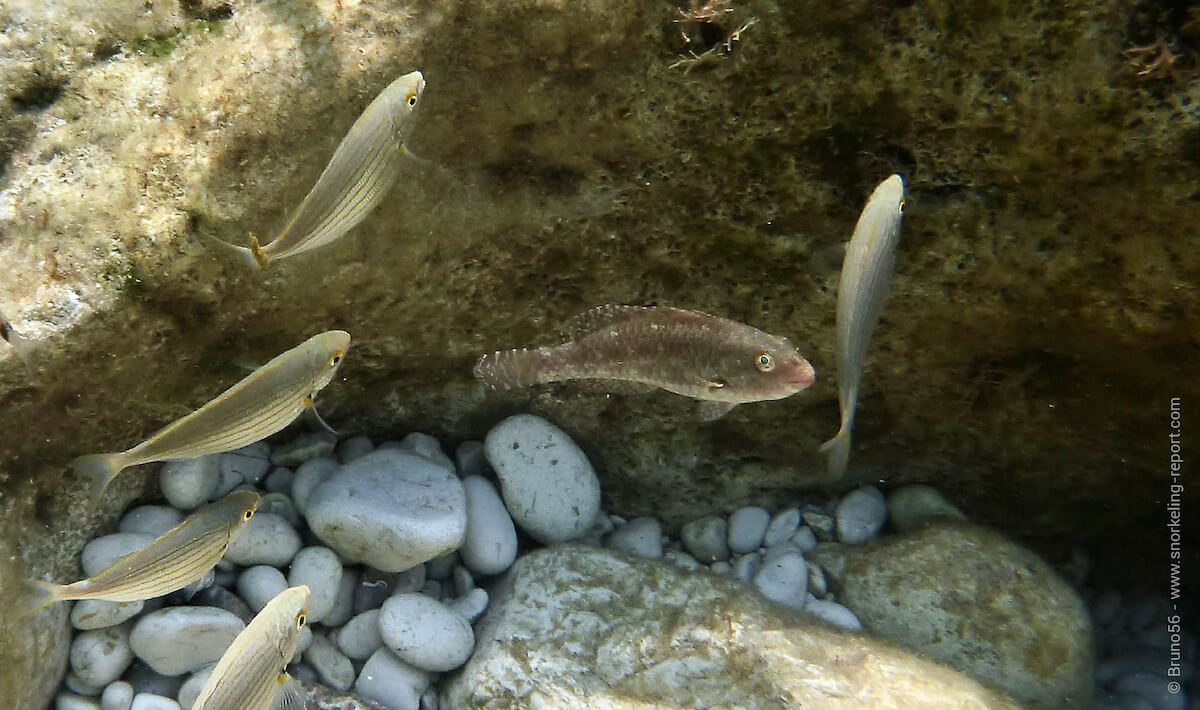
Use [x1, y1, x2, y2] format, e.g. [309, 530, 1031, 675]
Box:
[328, 350, 343, 367]
[243, 508, 254, 521]
[406, 92, 418, 107]
[755, 352, 776, 372]
[296, 612, 307, 628]
[898, 200, 905, 214]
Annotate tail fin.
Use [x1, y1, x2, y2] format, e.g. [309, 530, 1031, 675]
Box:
[818, 427, 851, 480]
[472, 347, 559, 390]
[202, 231, 266, 269]
[71, 453, 123, 500]
[17, 579, 62, 618]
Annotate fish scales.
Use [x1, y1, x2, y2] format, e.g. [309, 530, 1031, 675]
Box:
[191, 585, 310, 710]
[71, 331, 350, 498]
[819, 175, 905, 478]
[21, 491, 260, 614]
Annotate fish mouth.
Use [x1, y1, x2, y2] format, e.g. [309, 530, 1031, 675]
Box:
[789, 363, 816, 388]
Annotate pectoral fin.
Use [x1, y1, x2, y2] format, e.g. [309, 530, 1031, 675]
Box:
[274, 673, 304, 710]
[697, 401, 737, 421]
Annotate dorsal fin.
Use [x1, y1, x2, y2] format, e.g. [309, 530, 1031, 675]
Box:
[567, 305, 655, 339]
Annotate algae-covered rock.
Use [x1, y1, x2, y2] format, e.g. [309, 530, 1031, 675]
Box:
[811, 520, 1094, 709]
[442, 544, 1021, 708]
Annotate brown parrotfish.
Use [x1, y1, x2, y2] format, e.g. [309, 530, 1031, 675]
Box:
[473, 305, 816, 419]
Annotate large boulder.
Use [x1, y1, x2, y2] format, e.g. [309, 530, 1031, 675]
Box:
[442, 545, 1021, 708]
[811, 520, 1094, 709]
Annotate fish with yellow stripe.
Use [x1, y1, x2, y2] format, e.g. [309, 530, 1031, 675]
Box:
[71, 331, 350, 498]
[20, 490, 260, 615]
[190, 585, 310, 710]
[224, 70, 426, 268]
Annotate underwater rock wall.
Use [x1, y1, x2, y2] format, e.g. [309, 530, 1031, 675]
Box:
[0, 0, 1197, 705]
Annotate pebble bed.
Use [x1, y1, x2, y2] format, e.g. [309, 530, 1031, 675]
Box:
[49, 413, 1193, 710]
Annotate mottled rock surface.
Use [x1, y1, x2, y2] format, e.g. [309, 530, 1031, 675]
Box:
[1, 0, 1196, 705]
[441, 545, 1020, 708]
[811, 520, 1094, 709]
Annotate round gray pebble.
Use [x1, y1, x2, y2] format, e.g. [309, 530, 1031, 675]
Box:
[66, 670, 105, 696]
[71, 600, 144, 631]
[887, 484, 966, 532]
[290, 456, 340, 515]
[790, 526, 818, 553]
[397, 432, 455, 472]
[804, 599, 862, 630]
[223, 512, 301, 567]
[337, 609, 384, 660]
[129, 607, 244, 675]
[100, 681, 133, 710]
[70, 624, 133, 688]
[681, 516, 730, 563]
[288, 546, 343, 623]
[323, 567, 360, 628]
[56, 694, 100, 710]
[258, 492, 301, 528]
[159, 456, 220, 510]
[237, 565, 288, 612]
[379, 593, 475, 672]
[220, 447, 269, 488]
[117, 506, 183, 537]
[121, 663, 180, 698]
[835, 486, 887, 544]
[727, 506, 770, 554]
[337, 435, 375, 464]
[81, 534, 155, 577]
[752, 551, 808, 610]
[270, 432, 337, 466]
[446, 588, 489, 623]
[454, 440, 487, 478]
[607, 517, 663, 559]
[128, 695, 179, 710]
[262, 467, 294, 495]
[354, 649, 431, 710]
[174, 668, 211, 710]
[732, 552, 762, 583]
[763, 508, 801, 547]
[304, 631, 355, 691]
[459, 475, 518, 576]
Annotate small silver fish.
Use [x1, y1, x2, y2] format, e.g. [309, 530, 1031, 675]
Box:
[227, 71, 426, 268]
[20, 491, 260, 615]
[72, 331, 350, 497]
[474, 305, 816, 419]
[190, 585, 310, 710]
[819, 174, 905, 478]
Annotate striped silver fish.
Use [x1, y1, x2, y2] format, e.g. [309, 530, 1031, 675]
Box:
[190, 585, 310, 710]
[819, 175, 905, 478]
[230, 70, 426, 268]
[20, 491, 260, 615]
[72, 330, 350, 497]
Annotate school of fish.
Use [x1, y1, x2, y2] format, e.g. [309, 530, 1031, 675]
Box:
[11, 64, 908, 706]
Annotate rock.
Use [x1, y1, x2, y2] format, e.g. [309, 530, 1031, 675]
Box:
[1111, 671, 1185, 710]
[710, 560, 731, 575]
[174, 668, 211, 710]
[121, 664, 181, 699]
[117, 506, 183, 537]
[664, 548, 702, 570]
[887, 484, 967, 532]
[727, 506, 770, 554]
[379, 593, 475, 672]
[606, 516, 663, 559]
[446, 588, 489, 624]
[258, 491, 301, 528]
[304, 631, 355, 691]
[222, 512, 301, 567]
[355, 568, 398, 613]
[306, 450, 467, 573]
[452, 565, 475, 598]
[323, 567, 359, 628]
[458, 476, 518, 577]
[209, 466, 244, 500]
[271, 432, 338, 467]
[56, 694, 100, 710]
[159, 457, 221, 511]
[442, 546, 1020, 708]
[190, 585, 253, 623]
[393, 565, 427, 595]
[337, 435, 375, 464]
[71, 600, 144, 631]
[301, 679, 392, 710]
[731, 552, 761, 583]
[680, 515, 730, 563]
[288, 546, 343, 623]
[454, 441, 488, 478]
[483, 414, 601, 544]
[219, 444, 270, 487]
[129, 607, 244, 676]
[790, 526, 817, 553]
[810, 521, 1093, 708]
[263, 467, 294, 495]
[803, 599, 862, 631]
[293, 624, 313, 663]
[802, 510, 836, 542]
[128, 695, 179, 710]
[397, 432, 455, 472]
[425, 552, 456, 581]
[835, 486, 887, 544]
[763, 508, 801, 547]
[237, 565, 288, 612]
[80, 534, 155, 576]
[70, 624, 133, 688]
[99, 681, 133, 710]
[291, 457, 340, 515]
[752, 551, 807, 610]
[65, 670, 105, 696]
[336, 610, 384, 660]
[354, 649, 431, 710]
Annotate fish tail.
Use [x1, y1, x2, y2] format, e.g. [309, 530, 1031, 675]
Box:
[71, 453, 124, 500]
[818, 427, 852, 479]
[472, 347, 559, 390]
[17, 578, 63, 617]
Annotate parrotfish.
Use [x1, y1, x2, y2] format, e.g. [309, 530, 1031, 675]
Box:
[224, 71, 426, 268]
[72, 330, 350, 497]
[473, 305, 816, 419]
[20, 491, 260, 615]
[819, 174, 905, 478]
[190, 585, 310, 710]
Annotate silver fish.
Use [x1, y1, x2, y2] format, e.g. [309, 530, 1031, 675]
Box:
[71, 331, 350, 497]
[819, 174, 905, 478]
[474, 305, 815, 419]
[190, 585, 310, 710]
[20, 491, 260, 614]
[226, 71, 426, 268]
